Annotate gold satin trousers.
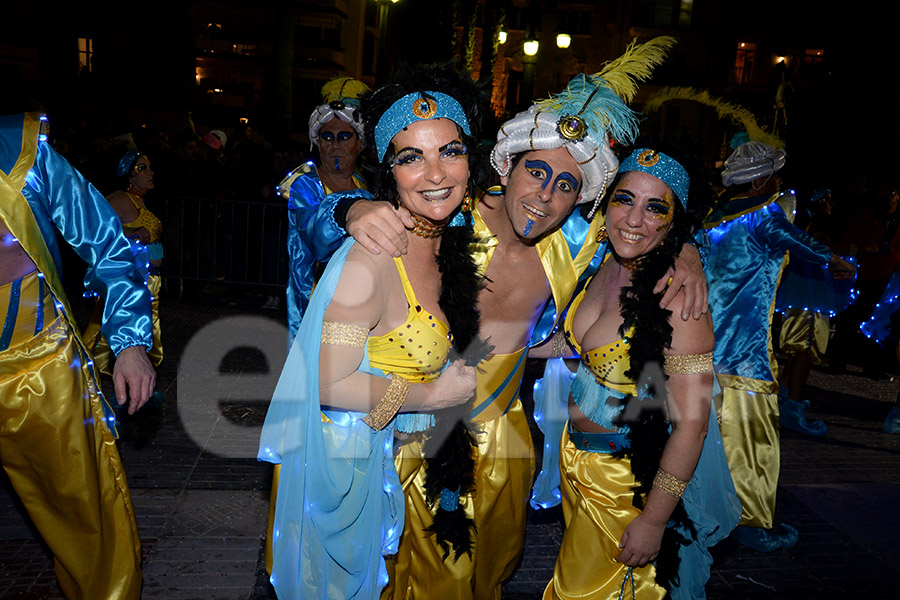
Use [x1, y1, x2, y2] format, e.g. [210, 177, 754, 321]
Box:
[381, 399, 535, 600]
[717, 386, 780, 529]
[779, 308, 830, 364]
[0, 316, 142, 599]
[543, 426, 665, 600]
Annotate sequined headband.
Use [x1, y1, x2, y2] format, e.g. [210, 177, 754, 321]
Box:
[618, 149, 689, 208]
[116, 150, 140, 177]
[374, 91, 471, 162]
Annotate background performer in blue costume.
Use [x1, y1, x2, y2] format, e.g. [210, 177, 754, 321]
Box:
[0, 112, 156, 599]
[279, 76, 370, 345]
[706, 140, 855, 552]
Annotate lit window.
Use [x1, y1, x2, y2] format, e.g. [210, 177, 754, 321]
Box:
[78, 38, 93, 73]
[735, 42, 757, 84]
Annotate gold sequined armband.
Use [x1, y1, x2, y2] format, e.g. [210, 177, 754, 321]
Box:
[362, 374, 410, 431]
[663, 352, 713, 375]
[321, 321, 369, 348]
[653, 468, 690, 498]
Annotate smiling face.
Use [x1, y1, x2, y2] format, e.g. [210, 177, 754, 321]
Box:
[390, 118, 469, 224]
[606, 170, 677, 259]
[128, 155, 154, 194]
[500, 148, 582, 241]
[317, 118, 363, 177]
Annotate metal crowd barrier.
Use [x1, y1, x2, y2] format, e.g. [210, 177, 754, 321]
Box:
[156, 195, 289, 298]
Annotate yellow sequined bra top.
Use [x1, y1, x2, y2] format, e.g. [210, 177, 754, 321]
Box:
[563, 284, 637, 397]
[366, 256, 454, 383]
[122, 192, 163, 243]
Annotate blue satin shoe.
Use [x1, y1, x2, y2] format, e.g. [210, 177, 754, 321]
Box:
[733, 523, 799, 552]
[778, 388, 827, 437]
[884, 406, 900, 434]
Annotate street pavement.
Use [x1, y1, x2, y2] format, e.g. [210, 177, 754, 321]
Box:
[2, 285, 900, 599]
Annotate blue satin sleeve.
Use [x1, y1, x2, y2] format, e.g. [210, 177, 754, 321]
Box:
[756, 204, 832, 264]
[285, 173, 326, 342]
[24, 142, 152, 355]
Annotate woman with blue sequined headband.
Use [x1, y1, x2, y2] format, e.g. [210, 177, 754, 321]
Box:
[544, 141, 740, 600]
[258, 63, 489, 600]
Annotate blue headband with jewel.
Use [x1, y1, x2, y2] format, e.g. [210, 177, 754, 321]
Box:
[116, 150, 141, 177]
[374, 91, 471, 162]
[618, 149, 689, 208]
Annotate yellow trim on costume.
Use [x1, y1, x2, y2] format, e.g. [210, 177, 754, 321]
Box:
[0, 113, 75, 324]
[470, 197, 500, 279]
[704, 191, 779, 230]
[471, 347, 528, 423]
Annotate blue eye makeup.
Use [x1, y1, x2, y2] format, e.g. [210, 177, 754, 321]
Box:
[439, 140, 468, 157]
[554, 172, 579, 193]
[394, 147, 423, 165]
[611, 191, 634, 205]
[525, 159, 552, 189]
[648, 200, 671, 215]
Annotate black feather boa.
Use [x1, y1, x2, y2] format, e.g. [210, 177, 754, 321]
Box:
[611, 242, 694, 593]
[422, 217, 490, 561]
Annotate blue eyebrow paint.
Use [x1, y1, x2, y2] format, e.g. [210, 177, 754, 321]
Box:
[525, 159, 553, 190]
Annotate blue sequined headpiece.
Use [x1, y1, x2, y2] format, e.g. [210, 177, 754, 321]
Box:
[618, 149, 689, 208]
[374, 91, 471, 162]
[116, 150, 141, 177]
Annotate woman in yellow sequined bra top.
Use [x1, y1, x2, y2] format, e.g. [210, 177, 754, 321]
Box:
[258, 66, 489, 599]
[543, 145, 739, 600]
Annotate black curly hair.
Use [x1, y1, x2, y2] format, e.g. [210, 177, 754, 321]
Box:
[603, 135, 715, 591]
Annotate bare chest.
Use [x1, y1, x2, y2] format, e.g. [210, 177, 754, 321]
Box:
[478, 248, 551, 351]
[0, 218, 38, 285]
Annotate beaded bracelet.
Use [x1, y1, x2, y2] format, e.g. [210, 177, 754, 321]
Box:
[362, 374, 410, 431]
[652, 467, 689, 498]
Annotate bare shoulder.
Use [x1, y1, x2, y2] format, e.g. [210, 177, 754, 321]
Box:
[666, 288, 714, 355]
[326, 242, 393, 326]
[105, 191, 132, 217]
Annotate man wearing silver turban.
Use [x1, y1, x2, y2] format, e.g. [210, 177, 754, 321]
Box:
[277, 76, 370, 345]
[706, 138, 855, 552]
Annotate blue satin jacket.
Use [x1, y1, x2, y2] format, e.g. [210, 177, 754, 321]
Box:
[707, 199, 831, 383]
[285, 166, 367, 345]
[0, 113, 152, 356]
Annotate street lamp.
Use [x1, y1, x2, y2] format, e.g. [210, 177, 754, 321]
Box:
[556, 33, 571, 49]
[523, 39, 539, 56]
[498, 30, 507, 44]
